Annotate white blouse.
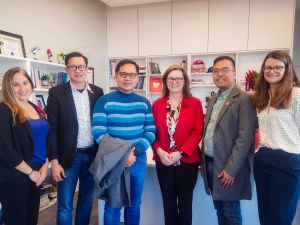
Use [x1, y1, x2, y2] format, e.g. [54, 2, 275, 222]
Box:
[258, 87, 300, 154]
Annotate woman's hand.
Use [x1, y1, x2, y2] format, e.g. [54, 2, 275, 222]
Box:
[28, 170, 41, 184]
[36, 160, 49, 186]
[169, 151, 182, 164]
[157, 148, 173, 166]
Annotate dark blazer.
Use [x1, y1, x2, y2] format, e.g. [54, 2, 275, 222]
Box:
[152, 96, 204, 164]
[201, 85, 257, 201]
[0, 102, 46, 184]
[46, 82, 103, 169]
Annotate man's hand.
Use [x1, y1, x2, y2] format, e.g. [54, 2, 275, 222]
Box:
[156, 148, 173, 166]
[125, 148, 136, 167]
[218, 170, 235, 188]
[51, 159, 66, 182]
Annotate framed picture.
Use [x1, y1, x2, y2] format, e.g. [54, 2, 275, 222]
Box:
[86, 67, 94, 84]
[36, 95, 46, 109]
[149, 76, 163, 93]
[0, 30, 26, 58]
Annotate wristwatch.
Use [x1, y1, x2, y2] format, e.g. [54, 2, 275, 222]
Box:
[179, 150, 185, 156]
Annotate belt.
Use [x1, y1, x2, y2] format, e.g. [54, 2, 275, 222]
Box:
[76, 146, 94, 154]
[205, 155, 214, 162]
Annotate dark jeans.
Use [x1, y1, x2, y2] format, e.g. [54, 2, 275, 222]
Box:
[206, 158, 242, 225]
[254, 147, 300, 225]
[104, 156, 147, 225]
[57, 152, 95, 225]
[156, 161, 199, 225]
[0, 174, 41, 225]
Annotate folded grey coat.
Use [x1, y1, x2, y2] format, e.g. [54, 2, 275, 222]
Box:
[89, 134, 132, 207]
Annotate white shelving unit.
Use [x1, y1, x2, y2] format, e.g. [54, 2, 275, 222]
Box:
[107, 49, 290, 107]
[0, 54, 66, 102]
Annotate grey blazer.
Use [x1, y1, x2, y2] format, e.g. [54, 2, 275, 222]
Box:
[201, 85, 258, 201]
[90, 134, 132, 207]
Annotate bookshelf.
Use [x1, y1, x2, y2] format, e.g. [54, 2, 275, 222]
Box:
[107, 49, 289, 107]
[0, 54, 67, 103]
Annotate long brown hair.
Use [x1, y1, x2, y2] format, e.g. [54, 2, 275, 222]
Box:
[2, 67, 34, 124]
[162, 65, 191, 97]
[253, 50, 300, 110]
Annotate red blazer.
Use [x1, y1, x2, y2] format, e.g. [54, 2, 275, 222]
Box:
[152, 96, 204, 164]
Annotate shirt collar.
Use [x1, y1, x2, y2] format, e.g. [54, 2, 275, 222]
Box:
[218, 85, 235, 99]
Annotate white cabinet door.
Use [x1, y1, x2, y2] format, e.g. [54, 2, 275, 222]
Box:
[107, 6, 139, 57]
[208, 0, 249, 52]
[172, 0, 209, 54]
[248, 0, 294, 50]
[138, 2, 172, 56]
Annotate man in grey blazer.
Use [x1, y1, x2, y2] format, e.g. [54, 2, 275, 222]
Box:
[201, 56, 257, 225]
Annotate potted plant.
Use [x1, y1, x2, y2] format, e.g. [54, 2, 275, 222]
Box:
[41, 74, 49, 87]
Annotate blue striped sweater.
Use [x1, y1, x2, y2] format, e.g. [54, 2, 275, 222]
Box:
[92, 90, 156, 155]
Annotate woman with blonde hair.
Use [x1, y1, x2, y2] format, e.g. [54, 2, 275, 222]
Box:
[253, 50, 300, 225]
[0, 67, 50, 225]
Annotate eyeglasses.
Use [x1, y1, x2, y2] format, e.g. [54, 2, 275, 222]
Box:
[118, 72, 138, 79]
[167, 77, 184, 83]
[67, 65, 87, 72]
[264, 66, 284, 73]
[212, 67, 234, 74]
[12, 81, 31, 89]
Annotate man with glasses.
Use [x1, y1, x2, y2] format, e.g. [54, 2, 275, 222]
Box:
[47, 52, 104, 225]
[92, 59, 156, 225]
[201, 56, 257, 225]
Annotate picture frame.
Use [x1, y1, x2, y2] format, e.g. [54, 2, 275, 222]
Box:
[87, 67, 94, 84]
[0, 30, 26, 58]
[36, 95, 46, 109]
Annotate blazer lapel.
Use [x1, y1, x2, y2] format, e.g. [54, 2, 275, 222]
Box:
[88, 85, 95, 118]
[24, 121, 34, 144]
[175, 96, 189, 133]
[203, 94, 217, 134]
[64, 82, 78, 121]
[215, 86, 240, 127]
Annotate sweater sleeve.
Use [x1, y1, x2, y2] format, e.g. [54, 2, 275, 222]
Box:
[92, 98, 108, 144]
[134, 100, 156, 154]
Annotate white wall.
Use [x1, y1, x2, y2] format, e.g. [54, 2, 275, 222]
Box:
[293, 0, 300, 77]
[0, 0, 107, 91]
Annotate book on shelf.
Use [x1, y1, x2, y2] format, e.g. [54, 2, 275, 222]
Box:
[109, 86, 118, 91]
[30, 68, 68, 89]
[148, 62, 161, 75]
[135, 76, 145, 90]
[149, 76, 163, 93]
[109, 60, 117, 76]
[139, 65, 146, 75]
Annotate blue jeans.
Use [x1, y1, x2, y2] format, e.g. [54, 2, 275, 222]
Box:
[206, 158, 242, 225]
[254, 147, 300, 225]
[104, 155, 147, 225]
[213, 200, 242, 225]
[57, 152, 95, 225]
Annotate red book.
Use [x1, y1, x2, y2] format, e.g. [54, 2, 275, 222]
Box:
[149, 77, 163, 93]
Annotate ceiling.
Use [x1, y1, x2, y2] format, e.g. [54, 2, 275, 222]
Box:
[99, 0, 171, 7]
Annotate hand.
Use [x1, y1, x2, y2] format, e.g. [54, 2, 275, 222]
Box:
[28, 170, 41, 184]
[156, 148, 173, 166]
[169, 151, 182, 164]
[125, 148, 136, 167]
[218, 170, 235, 188]
[51, 160, 66, 182]
[36, 161, 49, 186]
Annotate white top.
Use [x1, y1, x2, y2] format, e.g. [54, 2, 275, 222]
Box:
[71, 84, 94, 148]
[258, 87, 300, 154]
